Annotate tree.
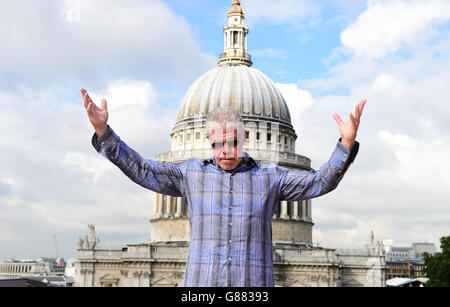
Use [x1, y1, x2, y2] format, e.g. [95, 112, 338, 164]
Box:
[423, 235, 450, 287]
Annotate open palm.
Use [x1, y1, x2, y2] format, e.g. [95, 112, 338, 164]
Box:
[81, 88, 109, 137]
[333, 99, 366, 150]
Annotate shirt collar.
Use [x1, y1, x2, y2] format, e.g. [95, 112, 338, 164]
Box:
[203, 152, 257, 172]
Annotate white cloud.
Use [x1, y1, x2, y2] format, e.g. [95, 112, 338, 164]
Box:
[276, 83, 315, 119]
[0, 0, 216, 87]
[62, 0, 81, 23]
[371, 73, 405, 97]
[341, 0, 450, 59]
[379, 129, 450, 186]
[88, 79, 177, 152]
[61, 152, 113, 183]
[90, 79, 157, 110]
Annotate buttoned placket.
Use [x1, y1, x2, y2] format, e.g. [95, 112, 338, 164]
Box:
[212, 158, 254, 287]
[225, 172, 233, 287]
[225, 165, 245, 286]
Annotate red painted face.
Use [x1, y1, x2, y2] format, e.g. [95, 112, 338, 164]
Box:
[209, 126, 246, 171]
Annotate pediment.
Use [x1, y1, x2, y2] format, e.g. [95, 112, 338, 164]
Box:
[99, 273, 119, 283]
[151, 276, 178, 287]
[343, 278, 364, 287]
[287, 279, 309, 287]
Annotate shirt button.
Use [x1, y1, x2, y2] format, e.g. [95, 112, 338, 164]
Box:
[229, 240, 232, 244]
[101, 142, 104, 145]
[228, 257, 232, 261]
[229, 223, 232, 226]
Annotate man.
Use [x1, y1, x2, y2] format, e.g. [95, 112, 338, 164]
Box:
[81, 88, 366, 287]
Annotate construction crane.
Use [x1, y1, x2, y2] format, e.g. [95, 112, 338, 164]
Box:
[53, 234, 65, 267]
[402, 259, 414, 279]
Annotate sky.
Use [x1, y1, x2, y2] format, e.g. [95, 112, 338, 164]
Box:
[1, 0, 449, 261]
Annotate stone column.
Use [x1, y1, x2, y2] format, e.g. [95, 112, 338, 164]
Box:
[247, 122, 257, 150]
[133, 271, 142, 287]
[302, 200, 306, 220]
[165, 196, 172, 218]
[280, 201, 289, 220]
[162, 194, 167, 218]
[292, 201, 300, 221]
[307, 200, 312, 222]
[175, 197, 183, 218]
[154, 193, 161, 219]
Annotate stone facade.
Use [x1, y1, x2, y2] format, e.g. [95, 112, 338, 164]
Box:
[75, 231, 386, 287]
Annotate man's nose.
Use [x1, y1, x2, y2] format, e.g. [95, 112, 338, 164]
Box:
[222, 143, 233, 155]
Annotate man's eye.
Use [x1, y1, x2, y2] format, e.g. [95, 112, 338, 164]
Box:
[212, 142, 223, 149]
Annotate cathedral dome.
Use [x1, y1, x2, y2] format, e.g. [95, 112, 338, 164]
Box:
[174, 64, 292, 130]
[152, 0, 313, 245]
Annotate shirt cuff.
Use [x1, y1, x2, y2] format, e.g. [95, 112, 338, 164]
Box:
[337, 138, 359, 175]
[330, 139, 360, 176]
[91, 125, 119, 153]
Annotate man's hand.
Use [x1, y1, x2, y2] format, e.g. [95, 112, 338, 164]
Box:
[81, 88, 109, 137]
[333, 99, 366, 151]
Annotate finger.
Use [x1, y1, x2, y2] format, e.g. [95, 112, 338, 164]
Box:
[359, 99, 366, 111]
[85, 92, 93, 104]
[350, 113, 356, 125]
[354, 103, 359, 118]
[101, 99, 108, 112]
[359, 99, 367, 115]
[354, 99, 363, 117]
[333, 113, 344, 126]
[84, 92, 91, 109]
[81, 88, 88, 109]
[355, 99, 366, 121]
[87, 101, 94, 114]
[85, 92, 100, 113]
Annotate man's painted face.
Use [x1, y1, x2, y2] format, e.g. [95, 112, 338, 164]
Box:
[208, 125, 245, 171]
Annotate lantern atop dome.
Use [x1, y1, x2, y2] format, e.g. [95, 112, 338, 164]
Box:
[228, 0, 244, 16]
[219, 0, 252, 67]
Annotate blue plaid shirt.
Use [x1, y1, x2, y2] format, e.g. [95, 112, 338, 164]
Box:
[92, 126, 359, 287]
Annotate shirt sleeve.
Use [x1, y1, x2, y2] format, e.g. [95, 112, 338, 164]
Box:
[278, 139, 359, 201]
[91, 126, 184, 197]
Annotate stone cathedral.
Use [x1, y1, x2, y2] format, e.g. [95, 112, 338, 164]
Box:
[75, 0, 386, 287]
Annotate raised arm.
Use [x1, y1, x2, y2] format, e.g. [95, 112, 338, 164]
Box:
[81, 88, 184, 197]
[279, 99, 366, 201]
